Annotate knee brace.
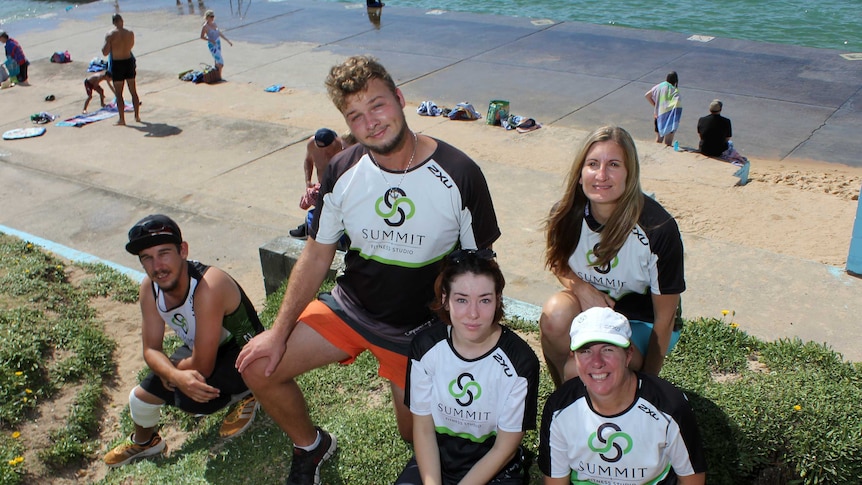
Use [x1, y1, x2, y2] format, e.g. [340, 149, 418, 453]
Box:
[128, 388, 162, 429]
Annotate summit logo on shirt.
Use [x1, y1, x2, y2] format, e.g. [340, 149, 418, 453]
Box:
[439, 373, 492, 424]
[586, 243, 620, 275]
[375, 188, 415, 227]
[588, 423, 633, 462]
[573, 423, 648, 483]
[448, 372, 482, 406]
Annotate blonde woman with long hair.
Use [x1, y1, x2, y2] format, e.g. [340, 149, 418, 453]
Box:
[541, 126, 685, 387]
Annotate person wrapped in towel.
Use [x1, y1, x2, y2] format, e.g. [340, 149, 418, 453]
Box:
[645, 71, 682, 147]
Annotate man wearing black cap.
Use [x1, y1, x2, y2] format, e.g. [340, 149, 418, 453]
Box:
[104, 214, 264, 467]
[289, 128, 346, 239]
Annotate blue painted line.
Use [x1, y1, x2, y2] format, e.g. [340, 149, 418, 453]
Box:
[0, 224, 146, 283]
[504, 296, 541, 325]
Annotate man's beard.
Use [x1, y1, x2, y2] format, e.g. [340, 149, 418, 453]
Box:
[365, 121, 408, 156]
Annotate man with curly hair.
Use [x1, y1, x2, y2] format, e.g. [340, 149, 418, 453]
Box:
[236, 55, 500, 485]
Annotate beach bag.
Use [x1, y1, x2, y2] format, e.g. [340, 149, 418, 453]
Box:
[201, 64, 221, 84]
[5, 57, 19, 78]
[50, 51, 72, 63]
[486, 100, 509, 126]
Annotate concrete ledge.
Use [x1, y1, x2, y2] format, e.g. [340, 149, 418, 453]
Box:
[259, 237, 542, 324]
[259, 237, 345, 296]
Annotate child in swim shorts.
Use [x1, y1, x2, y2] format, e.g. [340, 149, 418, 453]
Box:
[83, 71, 114, 112]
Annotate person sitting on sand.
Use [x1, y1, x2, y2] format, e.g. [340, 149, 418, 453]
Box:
[83, 71, 115, 112]
[697, 99, 732, 157]
[697, 99, 749, 165]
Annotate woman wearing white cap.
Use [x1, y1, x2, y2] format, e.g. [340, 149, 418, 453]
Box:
[539, 307, 706, 485]
[541, 125, 685, 386]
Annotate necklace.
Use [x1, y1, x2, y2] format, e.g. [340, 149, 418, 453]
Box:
[369, 131, 417, 200]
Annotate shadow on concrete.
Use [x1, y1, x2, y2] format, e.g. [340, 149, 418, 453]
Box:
[131, 122, 183, 138]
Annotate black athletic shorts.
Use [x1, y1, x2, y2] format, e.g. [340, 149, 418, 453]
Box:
[139, 343, 248, 415]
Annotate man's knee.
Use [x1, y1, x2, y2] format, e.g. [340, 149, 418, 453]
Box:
[129, 387, 163, 428]
[240, 357, 268, 390]
[240, 355, 297, 392]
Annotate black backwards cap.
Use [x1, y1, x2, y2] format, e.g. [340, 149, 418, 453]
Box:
[125, 214, 183, 255]
[314, 128, 337, 148]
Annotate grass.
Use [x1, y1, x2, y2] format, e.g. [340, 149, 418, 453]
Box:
[0, 234, 138, 482]
[3, 232, 862, 484]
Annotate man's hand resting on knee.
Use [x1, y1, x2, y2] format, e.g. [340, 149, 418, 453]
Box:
[235, 326, 290, 377]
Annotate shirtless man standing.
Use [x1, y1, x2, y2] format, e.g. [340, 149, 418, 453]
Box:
[102, 14, 140, 125]
[289, 128, 349, 240]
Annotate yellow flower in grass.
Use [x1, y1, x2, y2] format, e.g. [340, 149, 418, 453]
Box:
[793, 405, 802, 411]
[15, 371, 23, 376]
[15, 457, 23, 464]
[22, 397, 27, 403]
[12, 431, 20, 439]
[721, 310, 730, 316]
[730, 323, 739, 329]
[7, 460, 15, 466]
[24, 389, 32, 394]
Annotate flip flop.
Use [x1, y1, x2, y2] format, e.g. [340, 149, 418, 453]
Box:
[45, 95, 56, 101]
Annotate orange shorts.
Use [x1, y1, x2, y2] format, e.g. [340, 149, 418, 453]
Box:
[300, 299, 409, 389]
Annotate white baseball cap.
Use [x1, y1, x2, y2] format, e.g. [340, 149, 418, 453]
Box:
[569, 307, 632, 351]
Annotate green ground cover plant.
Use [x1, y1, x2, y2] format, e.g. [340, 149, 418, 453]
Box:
[2, 233, 862, 484]
[0, 235, 135, 483]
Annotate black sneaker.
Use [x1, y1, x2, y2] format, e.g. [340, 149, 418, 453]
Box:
[289, 223, 307, 240]
[286, 428, 337, 485]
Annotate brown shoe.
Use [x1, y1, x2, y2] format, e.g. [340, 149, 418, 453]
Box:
[104, 432, 167, 467]
[219, 394, 259, 438]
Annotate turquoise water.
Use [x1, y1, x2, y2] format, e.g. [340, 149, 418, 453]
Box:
[0, 0, 94, 25]
[2, 0, 860, 52]
[328, 0, 862, 52]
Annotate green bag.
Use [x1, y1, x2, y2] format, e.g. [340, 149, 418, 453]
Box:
[486, 100, 509, 126]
